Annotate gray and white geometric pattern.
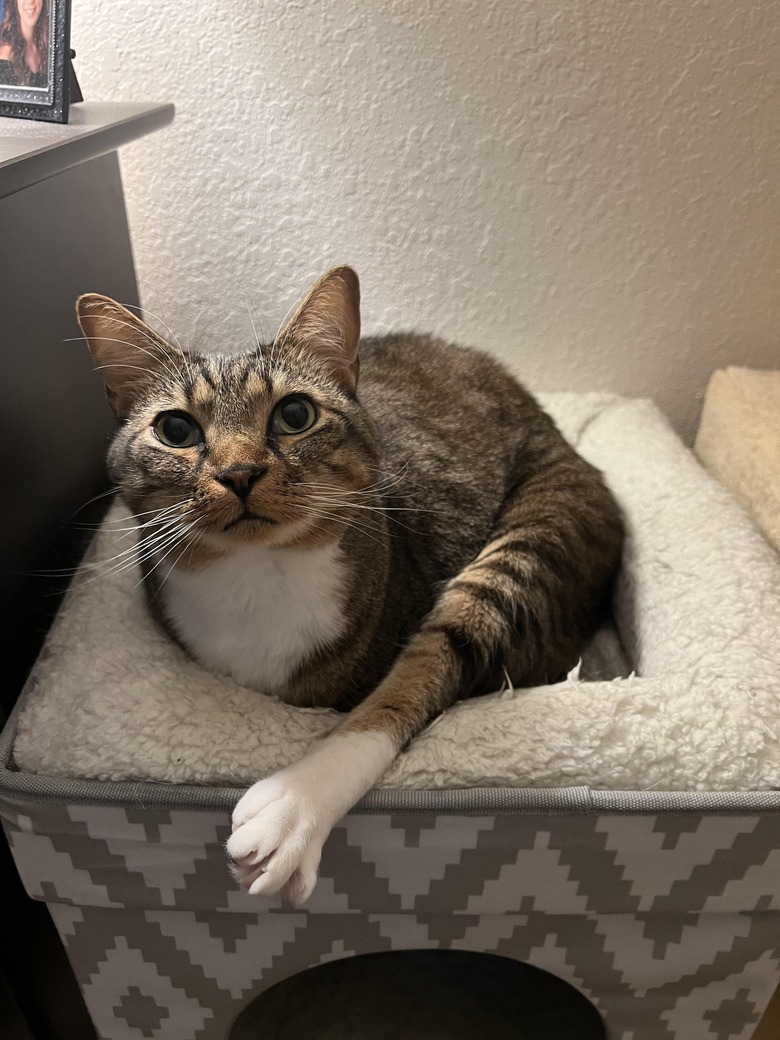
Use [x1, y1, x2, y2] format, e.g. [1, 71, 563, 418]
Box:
[2, 799, 778, 1040]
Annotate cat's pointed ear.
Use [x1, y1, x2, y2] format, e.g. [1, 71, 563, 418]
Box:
[280, 266, 361, 392]
[76, 294, 182, 419]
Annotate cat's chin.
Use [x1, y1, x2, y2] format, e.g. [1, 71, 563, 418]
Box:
[212, 519, 280, 546]
[204, 517, 329, 552]
[223, 513, 278, 533]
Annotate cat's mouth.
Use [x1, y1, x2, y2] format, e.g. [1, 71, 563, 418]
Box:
[224, 510, 277, 530]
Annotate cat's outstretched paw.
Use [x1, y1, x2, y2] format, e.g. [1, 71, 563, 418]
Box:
[226, 733, 396, 903]
[226, 775, 326, 905]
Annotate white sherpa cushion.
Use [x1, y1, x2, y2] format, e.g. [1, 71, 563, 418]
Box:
[12, 394, 780, 791]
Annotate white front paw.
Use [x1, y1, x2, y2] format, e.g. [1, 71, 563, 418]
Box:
[226, 775, 325, 905]
[227, 732, 397, 903]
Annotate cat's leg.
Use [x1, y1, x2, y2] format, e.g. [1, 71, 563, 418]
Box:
[226, 624, 463, 904]
[227, 466, 622, 903]
[227, 597, 480, 903]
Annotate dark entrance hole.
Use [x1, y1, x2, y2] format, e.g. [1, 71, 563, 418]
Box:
[230, 948, 606, 1040]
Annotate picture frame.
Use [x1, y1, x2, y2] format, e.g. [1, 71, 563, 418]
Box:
[0, 0, 71, 123]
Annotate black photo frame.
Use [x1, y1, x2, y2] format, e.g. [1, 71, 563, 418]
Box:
[0, 0, 71, 123]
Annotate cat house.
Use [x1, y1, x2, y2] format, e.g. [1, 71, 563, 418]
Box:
[2, 393, 779, 1039]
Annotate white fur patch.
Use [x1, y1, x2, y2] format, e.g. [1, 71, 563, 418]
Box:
[227, 730, 398, 904]
[158, 540, 347, 693]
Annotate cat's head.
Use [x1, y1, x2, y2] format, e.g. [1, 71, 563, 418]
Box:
[76, 266, 380, 553]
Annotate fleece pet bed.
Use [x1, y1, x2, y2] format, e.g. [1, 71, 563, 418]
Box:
[11, 392, 780, 792]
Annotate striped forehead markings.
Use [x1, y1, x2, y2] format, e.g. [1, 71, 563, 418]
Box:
[165, 353, 363, 443]
[244, 367, 273, 396]
[192, 365, 218, 393]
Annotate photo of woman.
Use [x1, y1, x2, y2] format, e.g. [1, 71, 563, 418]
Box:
[0, 0, 49, 89]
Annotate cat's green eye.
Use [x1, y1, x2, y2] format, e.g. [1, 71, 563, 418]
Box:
[272, 396, 317, 435]
[153, 411, 203, 448]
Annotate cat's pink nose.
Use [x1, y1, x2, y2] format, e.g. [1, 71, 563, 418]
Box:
[216, 466, 265, 500]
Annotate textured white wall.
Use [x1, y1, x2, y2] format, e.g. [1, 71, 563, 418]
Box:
[73, 0, 780, 442]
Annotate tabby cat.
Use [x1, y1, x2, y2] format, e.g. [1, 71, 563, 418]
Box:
[76, 266, 624, 905]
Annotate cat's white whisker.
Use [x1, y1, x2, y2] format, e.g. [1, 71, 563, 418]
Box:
[90, 518, 189, 550]
[96, 532, 183, 581]
[122, 301, 186, 355]
[309, 499, 426, 536]
[235, 279, 268, 353]
[101, 501, 185, 526]
[66, 334, 179, 384]
[289, 465, 414, 503]
[310, 495, 438, 516]
[140, 528, 191, 550]
[301, 506, 386, 547]
[98, 317, 183, 372]
[65, 333, 173, 372]
[135, 518, 204, 589]
[64, 486, 121, 526]
[141, 512, 199, 540]
[86, 318, 186, 387]
[82, 320, 172, 366]
[90, 510, 199, 582]
[153, 526, 207, 593]
[134, 504, 194, 527]
[300, 464, 418, 502]
[272, 285, 308, 357]
[123, 524, 199, 582]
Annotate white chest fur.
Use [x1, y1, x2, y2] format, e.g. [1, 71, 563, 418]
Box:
[158, 541, 348, 693]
